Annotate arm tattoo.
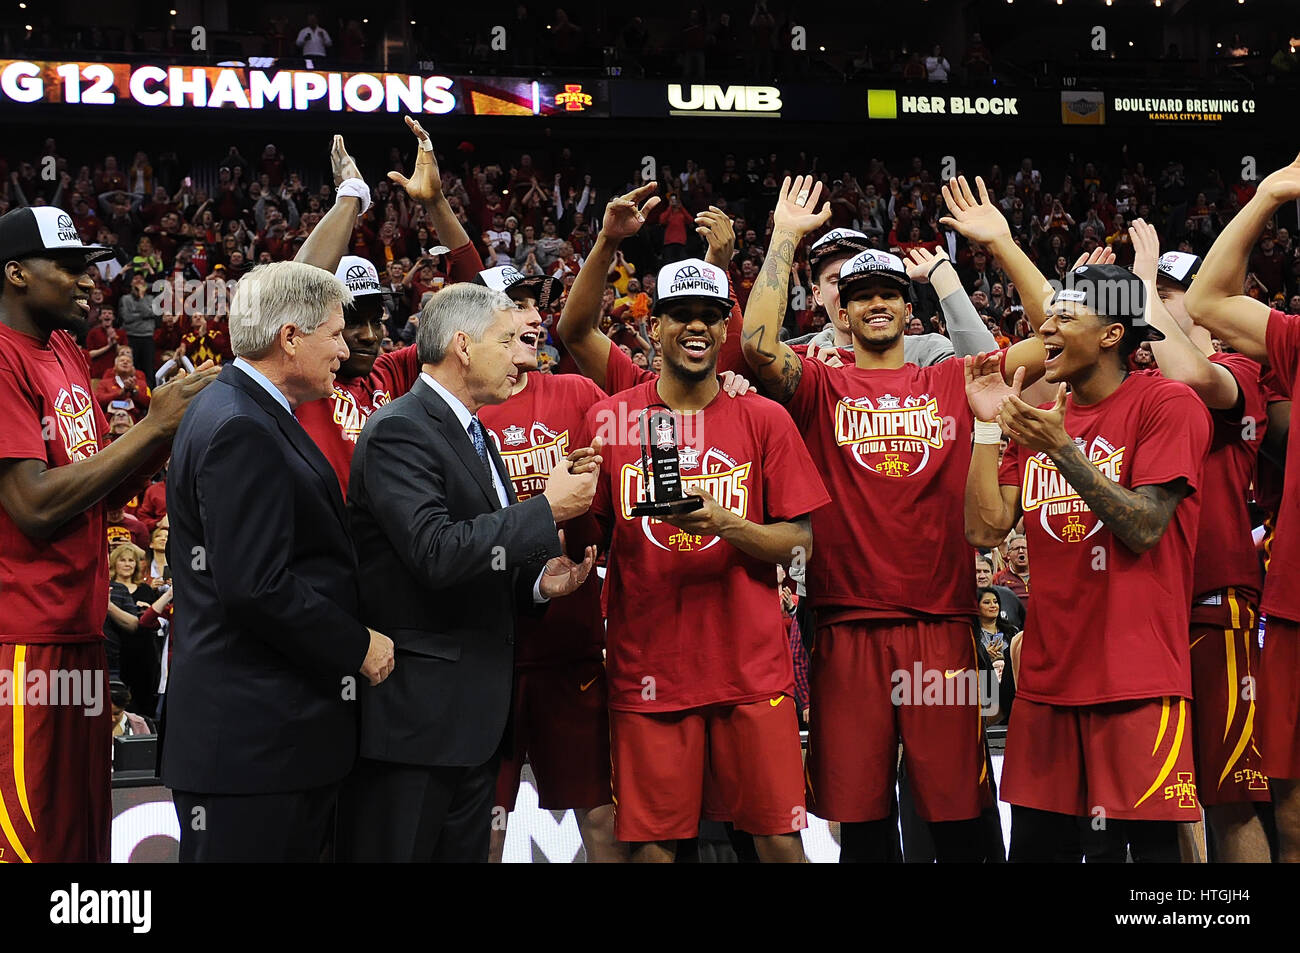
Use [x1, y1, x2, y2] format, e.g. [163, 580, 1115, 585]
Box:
[1049, 443, 1189, 554]
[742, 234, 802, 402]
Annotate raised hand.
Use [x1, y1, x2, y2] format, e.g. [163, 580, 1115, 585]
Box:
[330, 135, 362, 188]
[602, 183, 660, 241]
[695, 206, 736, 267]
[965, 352, 1024, 422]
[1127, 218, 1161, 284]
[939, 175, 1011, 245]
[1070, 245, 1116, 271]
[904, 245, 951, 284]
[772, 175, 832, 237]
[388, 116, 442, 204]
[997, 384, 1071, 454]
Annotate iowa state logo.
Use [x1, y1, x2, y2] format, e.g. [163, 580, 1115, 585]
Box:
[490, 422, 570, 501]
[619, 446, 751, 552]
[53, 384, 100, 461]
[1022, 436, 1125, 543]
[833, 393, 948, 477]
[332, 387, 366, 442]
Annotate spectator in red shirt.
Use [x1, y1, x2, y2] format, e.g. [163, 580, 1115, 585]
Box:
[98, 345, 152, 421]
[84, 306, 121, 379]
[658, 192, 693, 264]
[992, 534, 1030, 607]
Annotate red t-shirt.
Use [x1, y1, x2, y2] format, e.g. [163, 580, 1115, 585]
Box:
[480, 372, 607, 666]
[298, 344, 422, 494]
[0, 324, 110, 643]
[581, 381, 830, 711]
[1264, 309, 1300, 623]
[784, 354, 979, 620]
[1189, 353, 1267, 616]
[999, 372, 1211, 705]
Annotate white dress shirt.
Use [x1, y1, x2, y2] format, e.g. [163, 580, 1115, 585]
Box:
[233, 357, 294, 418]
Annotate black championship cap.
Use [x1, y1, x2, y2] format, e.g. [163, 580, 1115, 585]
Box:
[0, 207, 114, 265]
[1052, 263, 1161, 339]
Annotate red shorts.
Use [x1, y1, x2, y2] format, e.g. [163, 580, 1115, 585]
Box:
[1002, 696, 1200, 821]
[0, 642, 112, 863]
[494, 657, 611, 813]
[1259, 616, 1300, 780]
[805, 619, 988, 823]
[609, 697, 804, 842]
[1189, 591, 1270, 805]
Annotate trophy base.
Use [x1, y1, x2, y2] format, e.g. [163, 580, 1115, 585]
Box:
[630, 497, 705, 518]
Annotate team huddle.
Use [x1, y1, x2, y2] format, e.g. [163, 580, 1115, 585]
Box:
[2, 117, 1299, 863]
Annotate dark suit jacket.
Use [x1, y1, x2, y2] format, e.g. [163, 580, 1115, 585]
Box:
[162, 363, 370, 794]
[347, 376, 560, 768]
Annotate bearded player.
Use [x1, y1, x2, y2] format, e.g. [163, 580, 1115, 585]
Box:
[0, 206, 217, 862]
[295, 119, 485, 492]
[1125, 221, 1272, 862]
[469, 264, 625, 863]
[742, 176, 1051, 863]
[581, 258, 830, 862]
[1185, 152, 1300, 862]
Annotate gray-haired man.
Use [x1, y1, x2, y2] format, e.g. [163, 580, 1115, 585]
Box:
[164, 260, 395, 862]
[338, 282, 601, 862]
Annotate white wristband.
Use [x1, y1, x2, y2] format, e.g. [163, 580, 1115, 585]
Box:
[337, 177, 372, 216]
[973, 419, 1003, 445]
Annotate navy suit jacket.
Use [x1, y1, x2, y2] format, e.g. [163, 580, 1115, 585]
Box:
[162, 363, 370, 794]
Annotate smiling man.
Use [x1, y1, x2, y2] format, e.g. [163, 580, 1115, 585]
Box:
[0, 206, 217, 863]
[742, 176, 1049, 863]
[964, 262, 1212, 862]
[163, 261, 396, 862]
[581, 257, 830, 863]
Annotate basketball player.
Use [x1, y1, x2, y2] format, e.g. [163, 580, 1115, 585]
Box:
[742, 176, 1049, 862]
[965, 250, 1212, 860]
[475, 264, 625, 863]
[582, 257, 830, 862]
[0, 206, 217, 861]
[1128, 220, 1271, 862]
[1184, 152, 1300, 862]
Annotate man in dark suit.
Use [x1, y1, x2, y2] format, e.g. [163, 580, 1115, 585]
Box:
[163, 261, 395, 862]
[339, 281, 600, 862]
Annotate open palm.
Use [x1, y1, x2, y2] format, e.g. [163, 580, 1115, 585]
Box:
[965, 353, 1024, 422]
[388, 116, 442, 203]
[773, 175, 832, 235]
[939, 175, 1011, 245]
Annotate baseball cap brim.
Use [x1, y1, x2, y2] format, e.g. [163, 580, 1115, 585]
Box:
[506, 274, 563, 310]
[657, 294, 734, 314]
[838, 269, 910, 295]
[16, 243, 116, 266]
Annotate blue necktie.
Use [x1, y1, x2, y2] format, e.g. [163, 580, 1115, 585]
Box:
[468, 417, 495, 481]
